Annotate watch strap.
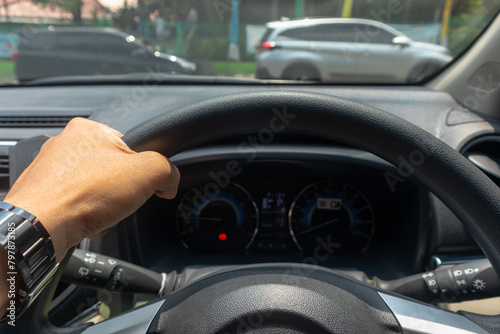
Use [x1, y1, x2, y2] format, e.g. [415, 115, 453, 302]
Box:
[0, 201, 58, 320]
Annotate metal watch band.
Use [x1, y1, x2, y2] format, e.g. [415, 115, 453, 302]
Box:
[0, 201, 58, 320]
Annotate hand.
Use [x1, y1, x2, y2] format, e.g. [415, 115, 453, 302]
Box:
[4, 118, 180, 261]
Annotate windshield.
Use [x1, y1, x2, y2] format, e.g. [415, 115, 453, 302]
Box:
[0, 0, 499, 85]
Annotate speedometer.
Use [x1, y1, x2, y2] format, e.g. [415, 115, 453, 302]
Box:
[176, 182, 259, 251]
[289, 181, 375, 254]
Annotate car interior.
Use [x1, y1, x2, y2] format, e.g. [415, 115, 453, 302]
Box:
[2, 1, 500, 333]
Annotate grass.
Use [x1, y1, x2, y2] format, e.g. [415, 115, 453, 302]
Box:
[0, 59, 257, 79]
[212, 61, 256, 76]
[0, 60, 14, 76]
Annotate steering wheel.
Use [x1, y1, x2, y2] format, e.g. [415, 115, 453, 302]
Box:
[4, 91, 500, 333]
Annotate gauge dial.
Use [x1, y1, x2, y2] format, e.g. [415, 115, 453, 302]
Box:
[289, 181, 375, 254]
[176, 182, 258, 251]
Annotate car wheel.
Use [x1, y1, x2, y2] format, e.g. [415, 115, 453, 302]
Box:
[282, 64, 321, 81]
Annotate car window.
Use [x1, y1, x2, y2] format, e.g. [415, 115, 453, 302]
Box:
[259, 28, 274, 43]
[278, 23, 396, 44]
[278, 26, 310, 40]
[1, 0, 499, 84]
[353, 24, 396, 44]
[19, 33, 55, 51]
[323, 24, 356, 42]
[56, 33, 97, 53]
[100, 35, 141, 55]
[279, 24, 348, 42]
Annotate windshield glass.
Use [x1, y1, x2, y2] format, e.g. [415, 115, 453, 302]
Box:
[0, 0, 498, 85]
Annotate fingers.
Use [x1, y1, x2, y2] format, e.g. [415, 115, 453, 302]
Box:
[66, 118, 181, 199]
[137, 151, 181, 200]
[155, 166, 180, 199]
[66, 117, 124, 140]
[63, 119, 181, 200]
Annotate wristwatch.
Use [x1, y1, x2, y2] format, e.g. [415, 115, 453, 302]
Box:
[0, 201, 58, 321]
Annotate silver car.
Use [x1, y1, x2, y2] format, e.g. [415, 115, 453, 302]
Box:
[255, 18, 452, 83]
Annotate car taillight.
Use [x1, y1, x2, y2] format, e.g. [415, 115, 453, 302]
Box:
[12, 50, 19, 64]
[257, 41, 277, 52]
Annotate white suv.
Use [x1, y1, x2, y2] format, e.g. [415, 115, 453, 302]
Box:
[255, 18, 452, 83]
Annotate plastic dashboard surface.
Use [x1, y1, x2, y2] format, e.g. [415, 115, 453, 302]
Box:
[0, 84, 495, 279]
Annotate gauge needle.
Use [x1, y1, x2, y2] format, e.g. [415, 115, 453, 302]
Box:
[295, 218, 339, 236]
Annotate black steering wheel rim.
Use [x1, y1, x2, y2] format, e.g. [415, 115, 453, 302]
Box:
[124, 90, 500, 276]
[4, 90, 500, 333]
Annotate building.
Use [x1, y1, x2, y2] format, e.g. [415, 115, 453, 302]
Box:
[0, 0, 109, 23]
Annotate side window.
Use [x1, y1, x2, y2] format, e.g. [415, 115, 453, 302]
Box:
[100, 35, 140, 55]
[325, 24, 357, 43]
[259, 28, 274, 43]
[56, 33, 96, 52]
[352, 24, 396, 44]
[305, 25, 335, 41]
[279, 25, 338, 42]
[281, 24, 359, 43]
[19, 33, 56, 51]
[277, 23, 395, 44]
[278, 27, 307, 40]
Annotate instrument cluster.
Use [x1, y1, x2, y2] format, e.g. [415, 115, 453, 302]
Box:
[176, 179, 376, 255]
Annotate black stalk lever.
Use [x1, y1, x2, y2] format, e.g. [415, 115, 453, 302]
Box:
[62, 249, 179, 297]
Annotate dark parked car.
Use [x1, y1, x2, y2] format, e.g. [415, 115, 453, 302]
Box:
[13, 27, 197, 82]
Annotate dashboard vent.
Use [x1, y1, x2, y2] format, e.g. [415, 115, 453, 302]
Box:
[462, 135, 500, 187]
[0, 115, 88, 128]
[0, 152, 8, 177]
[0, 145, 11, 196]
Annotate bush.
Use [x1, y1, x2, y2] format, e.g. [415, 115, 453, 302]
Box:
[185, 23, 254, 62]
[189, 37, 230, 61]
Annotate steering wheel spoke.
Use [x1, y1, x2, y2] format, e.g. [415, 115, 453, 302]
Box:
[378, 292, 488, 334]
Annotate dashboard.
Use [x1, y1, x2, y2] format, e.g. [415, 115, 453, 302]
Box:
[0, 84, 497, 322]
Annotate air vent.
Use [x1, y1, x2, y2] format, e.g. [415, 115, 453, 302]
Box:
[0, 115, 89, 128]
[0, 152, 8, 177]
[0, 145, 11, 196]
[462, 135, 500, 186]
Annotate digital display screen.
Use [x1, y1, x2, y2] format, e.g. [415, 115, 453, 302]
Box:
[260, 192, 287, 229]
[237, 178, 310, 252]
[262, 192, 286, 211]
[317, 198, 342, 210]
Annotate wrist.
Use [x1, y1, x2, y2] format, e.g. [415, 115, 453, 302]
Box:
[3, 196, 67, 262]
[0, 200, 59, 321]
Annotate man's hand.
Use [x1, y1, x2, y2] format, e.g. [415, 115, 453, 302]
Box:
[4, 118, 180, 261]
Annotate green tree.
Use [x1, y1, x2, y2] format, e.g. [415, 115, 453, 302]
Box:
[448, 0, 499, 56]
[31, 0, 83, 23]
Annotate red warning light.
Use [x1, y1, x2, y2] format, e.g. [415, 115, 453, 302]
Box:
[218, 233, 227, 241]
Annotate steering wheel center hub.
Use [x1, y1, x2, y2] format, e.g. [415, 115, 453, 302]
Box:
[147, 264, 401, 333]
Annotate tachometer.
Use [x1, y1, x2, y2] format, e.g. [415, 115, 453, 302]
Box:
[176, 182, 259, 251]
[289, 181, 375, 254]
